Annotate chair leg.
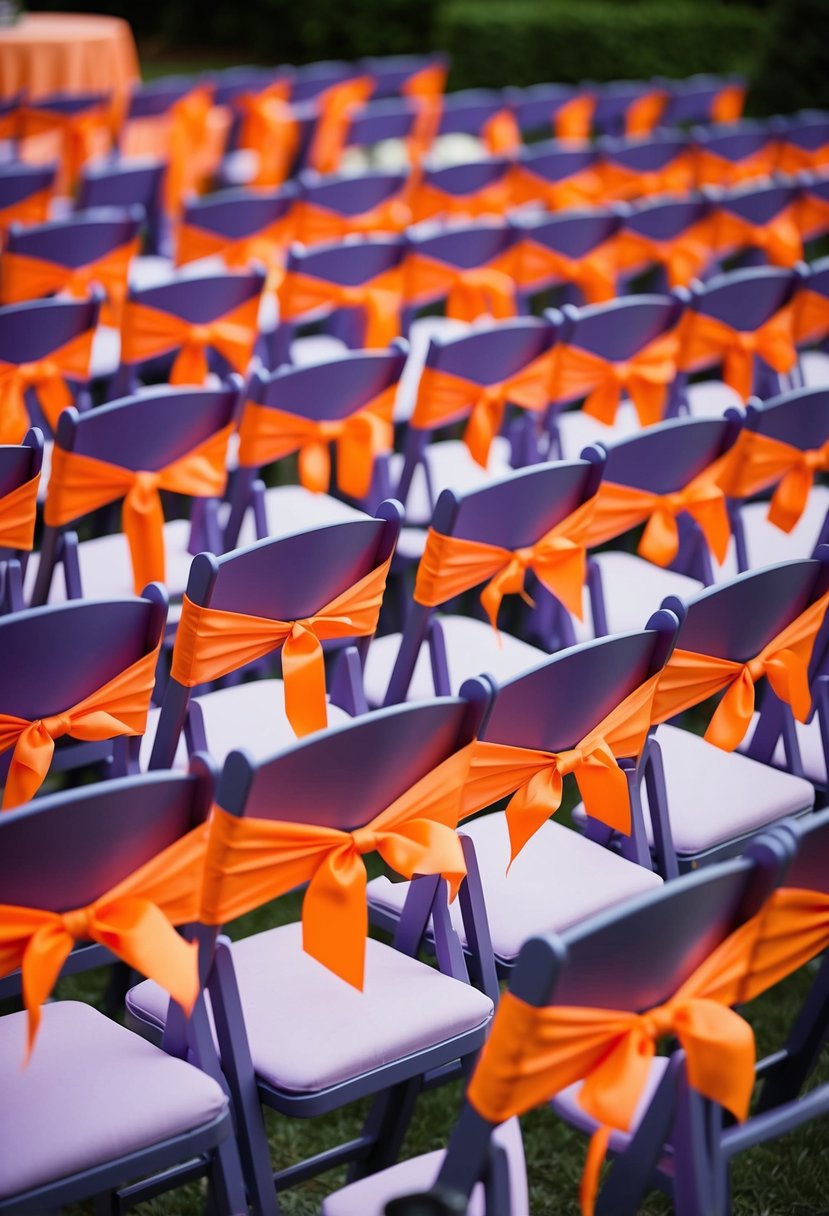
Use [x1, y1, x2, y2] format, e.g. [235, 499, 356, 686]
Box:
[348, 1077, 421, 1182]
[207, 1137, 250, 1216]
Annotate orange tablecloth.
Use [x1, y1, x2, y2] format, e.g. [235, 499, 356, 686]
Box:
[0, 13, 139, 103]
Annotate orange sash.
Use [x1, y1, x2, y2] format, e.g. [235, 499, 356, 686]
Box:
[237, 82, 299, 188]
[200, 746, 472, 988]
[794, 287, 829, 346]
[401, 63, 448, 103]
[236, 386, 395, 499]
[0, 473, 40, 551]
[739, 885, 829, 1002]
[482, 110, 521, 157]
[0, 239, 140, 324]
[695, 145, 776, 189]
[0, 641, 161, 810]
[624, 91, 667, 138]
[711, 84, 747, 125]
[554, 96, 596, 141]
[652, 588, 829, 750]
[165, 85, 214, 215]
[404, 249, 516, 320]
[582, 463, 731, 566]
[277, 267, 401, 350]
[513, 238, 616, 304]
[412, 351, 553, 467]
[170, 553, 392, 737]
[467, 923, 756, 1216]
[797, 190, 829, 241]
[412, 174, 514, 224]
[461, 672, 661, 861]
[44, 426, 232, 593]
[509, 161, 604, 212]
[677, 307, 796, 402]
[600, 154, 693, 203]
[120, 295, 261, 383]
[612, 223, 713, 290]
[714, 208, 803, 268]
[292, 196, 411, 246]
[20, 104, 110, 192]
[550, 330, 679, 427]
[0, 820, 205, 1058]
[716, 430, 829, 534]
[0, 187, 52, 236]
[0, 328, 94, 445]
[413, 498, 596, 625]
[175, 217, 292, 271]
[307, 77, 375, 175]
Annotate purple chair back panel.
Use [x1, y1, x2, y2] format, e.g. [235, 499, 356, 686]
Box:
[359, 54, 448, 100]
[784, 114, 829, 152]
[290, 61, 353, 104]
[408, 222, 512, 271]
[27, 91, 109, 115]
[0, 163, 57, 207]
[718, 183, 797, 225]
[783, 807, 829, 894]
[593, 81, 663, 135]
[0, 437, 40, 497]
[0, 296, 98, 363]
[513, 209, 619, 258]
[287, 237, 403, 287]
[126, 77, 197, 120]
[602, 132, 689, 172]
[508, 85, 586, 135]
[747, 387, 829, 449]
[449, 459, 597, 548]
[76, 160, 165, 219]
[692, 268, 796, 330]
[301, 171, 408, 216]
[183, 186, 296, 239]
[561, 295, 681, 362]
[423, 160, 511, 196]
[436, 93, 507, 138]
[424, 317, 557, 384]
[662, 76, 743, 127]
[251, 349, 406, 423]
[625, 196, 711, 242]
[520, 141, 597, 182]
[695, 124, 773, 162]
[127, 270, 265, 327]
[0, 769, 210, 911]
[7, 208, 143, 268]
[211, 66, 288, 108]
[347, 100, 418, 146]
[598, 416, 737, 495]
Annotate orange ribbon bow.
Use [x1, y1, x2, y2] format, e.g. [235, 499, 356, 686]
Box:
[624, 91, 667, 138]
[600, 154, 693, 204]
[797, 190, 829, 242]
[307, 77, 375, 176]
[176, 218, 292, 273]
[509, 161, 604, 212]
[0, 821, 206, 1058]
[412, 350, 553, 467]
[0, 473, 40, 551]
[715, 208, 803, 268]
[583, 463, 732, 567]
[0, 239, 140, 325]
[513, 238, 617, 304]
[481, 109, 522, 157]
[411, 174, 514, 225]
[0, 328, 94, 445]
[237, 83, 299, 188]
[695, 145, 776, 189]
[404, 249, 516, 321]
[44, 427, 232, 594]
[200, 746, 472, 989]
[793, 287, 829, 347]
[170, 554, 392, 737]
[467, 919, 756, 1216]
[277, 267, 401, 350]
[0, 186, 53, 238]
[20, 104, 110, 194]
[0, 642, 161, 810]
[413, 498, 596, 626]
[461, 672, 660, 863]
[678, 307, 797, 403]
[550, 330, 679, 428]
[612, 223, 714, 290]
[711, 84, 747, 125]
[237, 387, 395, 500]
[165, 85, 214, 215]
[554, 96, 596, 141]
[293, 196, 412, 246]
[652, 587, 829, 750]
[716, 429, 829, 533]
[120, 295, 261, 383]
[777, 140, 829, 176]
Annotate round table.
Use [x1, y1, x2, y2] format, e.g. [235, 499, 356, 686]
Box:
[0, 13, 140, 103]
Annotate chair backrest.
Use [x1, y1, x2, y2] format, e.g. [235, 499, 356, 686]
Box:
[509, 207, 621, 305]
[290, 59, 355, 104]
[413, 158, 514, 223]
[661, 74, 747, 128]
[403, 219, 516, 316]
[177, 183, 297, 267]
[125, 75, 204, 121]
[295, 168, 411, 243]
[556, 292, 684, 369]
[358, 53, 449, 101]
[511, 138, 602, 210]
[209, 65, 290, 109]
[693, 119, 778, 186]
[0, 162, 56, 233]
[76, 157, 167, 254]
[434, 90, 513, 139]
[743, 385, 829, 452]
[592, 80, 668, 138]
[0, 423, 43, 553]
[798, 168, 829, 242]
[716, 179, 799, 229]
[685, 265, 798, 334]
[599, 129, 693, 200]
[506, 83, 595, 141]
[151, 509, 401, 768]
[621, 193, 713, 244]
[345, 98, 421, 150]
[777, 110, 829, 173]
[586, 413, 740, 497]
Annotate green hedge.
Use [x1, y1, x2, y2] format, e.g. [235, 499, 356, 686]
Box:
[437, 1, 762, 92]
[750, 0, 829, 115]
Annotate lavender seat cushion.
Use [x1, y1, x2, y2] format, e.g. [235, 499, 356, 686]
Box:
[0, 1001, 227, 1200]
[127, 922, 493, 1094]
[590, 551, 703, 638]
[552, 1056, 672, 1155]
[388, 436, 512, 526]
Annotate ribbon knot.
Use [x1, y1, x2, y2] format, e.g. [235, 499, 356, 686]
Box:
[735, 331, 758, 354]
[40, 713, 72, 741]
[351, 825, 379, 856]
[19, 361, 55, 387]
[640, 1002, 677, 1042]
[553, 746, 584, 777]
[61, 905, 93, 940]
[189, 323, 213, 346]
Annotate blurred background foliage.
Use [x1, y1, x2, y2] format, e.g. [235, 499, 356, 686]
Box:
[26, 0, 829, 114]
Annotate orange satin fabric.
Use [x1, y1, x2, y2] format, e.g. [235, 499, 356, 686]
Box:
[794, 287, 829, 346]
[509, 162, 604, 212]
[277, 267, 401, 350]
[307, 77, 375, 175]
[200, 746, 471, 988]
[513, 237, 616, 304]
[778, 141, 829, 175]
[695, 145, 776, 189]
[600, 153, 694, 203]
[404, 249, 516, 320]
[550, 330, 679, 427]
[0, 186, 52, 236]
[412, 351, 553, 467]
[176, 217, 292, 272]
[163, 85, 214, 215]
[0, 641, 161, 810]
[652, 588, 829, 750]
[612, 222, 714, 290]
[797, 191, 829, 241]
[0, 328, 94, 445]
[624, 91, 667, 138]
[461, 672, 661, 862]
[554, 96, 596, 141]
[717, 430, 829, 533]
[738, 885, 829, 1002]
[714, 207, 803, 268]
[170, 554, 392, 737]
[0, 238, 139, 324]
[236, 386, 395, 499]
[44, 426, 232, 593]
[582, 463, 731, 567]
[237, 84, 299, 189]
[0, 472, 40, 551]
[711, 85, 747, 125]
[120, 295, 261, 383]
[401, 63, 448, 102]
[411, 174, 514, 224]
[292, 196, 411, 246]
[677, 307, 797, 403]
[413, 498, 596, 625]
[19, 102, 111, 192]
[0, 820, 205, 1058]
[482, 109, 521, 157]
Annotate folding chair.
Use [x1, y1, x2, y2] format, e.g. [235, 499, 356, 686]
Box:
[29, 380, 241, 607]
[597, 130, 694, 203]
[339, 836, 787, 1216]
[18, 91, 113, 195]
[510, 139, 604, 212]
[796, 167, 829, 247]
[363, 458, 601, 706]
[175, 182, 297, 274]
[546, 292, 684, 459]
[581, 413, 741, 638]
[128, 697, 496, 1213]
[223, 348, 404, 550]
[692, 120, 779, 189]
[506, 83, 597, 143]
[0, 589, 166, 808]
[120, 76, 216, 216]
[592, 80, 668, 139]
[359, 54, 448, 102]
[369, 618, 678, 980]
[427, 91, 521, 167]
[0, 162, 56, 238]
[0, 764, 247, 1215]
[775, 110, 829, 176]
[402, 219, 518, 332]
[509, 207, 621, 310]
[293, 168, 412, 245]
[613, 193, 716, 292]
[675, 265, 802, 418]
[391, 316, 559, 529]
[793, 254, 829, 387]
[410, 158, 515, 225]
[342, 97, 426, 172]
[661, 73, 747, 128]
[77, 156, 168, 258]
[709, 179, 803, 271]
[113, 266, 266, 397]
[0, 427, 43, 613]
[148, 507, 401, 770]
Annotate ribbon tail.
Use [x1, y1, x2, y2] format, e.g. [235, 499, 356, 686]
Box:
[583, 380, 621, 426]
[303, 845, 368, 988]
[282, 625, 328, 737]
[4, 726, 55, 809]
[723, 347, 753, 402]
[638, 509, 679, 568]
[122, 484, 167, 593]
[769, 466, 812, 534]
[171, 342, 209, 386]
[21, 925, 75, 1061]
[298, 441, 333, 495]
[580, 1126, 612, 1216]
[464, 394, 504, 468]
[35, 376, 73, 433]
[705, 670, 755, 751]
[505, 768, 563, 866]
[0, 381, 29, 444]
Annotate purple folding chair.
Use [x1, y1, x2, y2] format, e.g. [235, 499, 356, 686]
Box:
[358, 54, 449, 101]
[391, 316, 560, 531]
[344, 97, 423, 165]
[796, 167, 829, 247]
[775, 110, 829, 176]
[511, 138, 603, 212]
[176, 182, 297, 276]
[660, 73, 747, 128]
[224, 348, 405, 550]
[18, 91, 113, 195]
[505, 83, 597, 143]
[598, 129, 694, 203]
[294, 168, 411, 246]
[546, 292, 685, 459]
[693, 119, 779, 189]
[430, 90, 520, 160]
[369, 617, 678, 982]
[364, 457, 601, 707]
[0, 161, 56, 238]
[592, 80, 668, 139]
[77, 156, 169, 259]
[148, 506, 401, 771]
[29, 380, 242, 609]
[0, 762, 247, 1215]
[508, 206, 622, 312]
[614, 193, 716, 293]
[709, 178, 803, 272]
[112, 266, 267, 398]
[356, 837, 788, 1216]
[675, 265, 802, 419]
[0, 589, 167, 807]
[128, 694, 496, 1212]
[411, 158, 514, 225]
[290, 59, 356, 104]
[581, 414, 742, 638]
[0, 426, 43, 613]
